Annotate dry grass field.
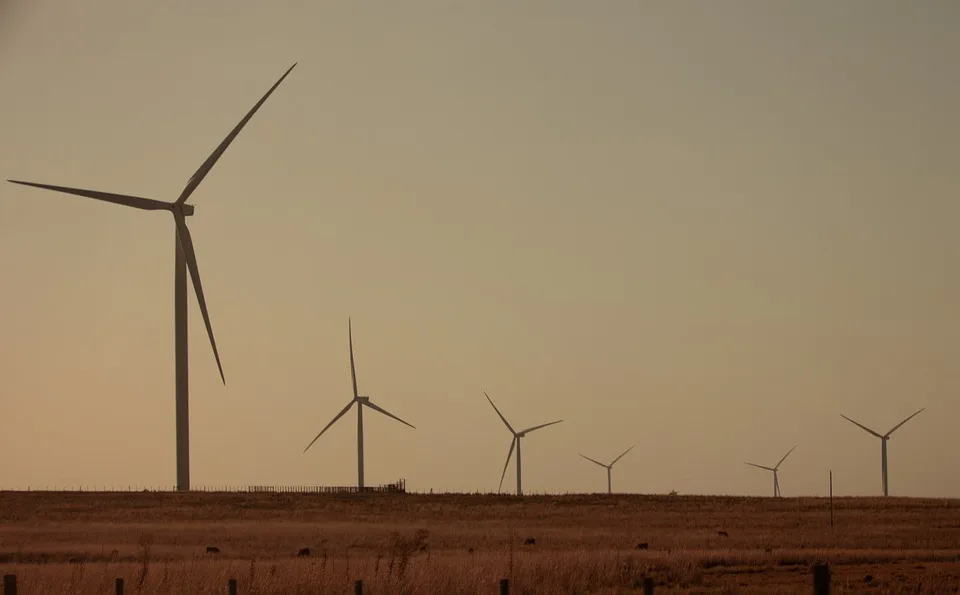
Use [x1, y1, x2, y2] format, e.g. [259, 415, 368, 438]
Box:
[1, 491, 959, 593]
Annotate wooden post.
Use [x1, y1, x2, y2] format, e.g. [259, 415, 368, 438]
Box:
[115, 577, 124, 595]
[643, 576, 655, 594]
[3, 575, 16, 595]
[812, 563, 830, 594]
[354, 580, 363, 595]
[500, 578, 510, 594]
[829, 471, 834, 528]
[228, 578, 237, 595]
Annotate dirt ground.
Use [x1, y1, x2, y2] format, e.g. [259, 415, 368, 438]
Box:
[1, 491, 958, 593]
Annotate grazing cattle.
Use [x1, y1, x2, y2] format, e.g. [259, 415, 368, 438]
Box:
[110, 549, 120, 558]
[297, 548, 311, 557]
[864, 574, 874, 584]
[523, 538, 536, 546]
[468, 547, 475, 553]
[717, 531, 729, 538]
[68, 557, 82, 564]
[635, 542, 648, 550]
[764, 547, 772, 553]
[206, 546, 221, 554]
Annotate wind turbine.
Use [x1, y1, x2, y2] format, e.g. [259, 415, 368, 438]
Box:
[303, 318, 416, 490]
[579, 445, 635, 494]
[744, 445, 797, 497]
[7, 63, 297, 491]
[840, 408, 925, 497]
[485, 392, 562, 496]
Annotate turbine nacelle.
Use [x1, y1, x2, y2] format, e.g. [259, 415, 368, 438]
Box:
[179, 203, 196, 217]
[357, 396, 371, 403]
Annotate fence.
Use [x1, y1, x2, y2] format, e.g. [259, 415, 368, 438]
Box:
[1, 563, 834, 594]
[245, 480, 406, 494]
[5, 479, 407, 494]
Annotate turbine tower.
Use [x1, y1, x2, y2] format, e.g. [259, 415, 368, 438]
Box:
[303, 318, 416, 490]
[579, 446, 635, 494]
[485, 392, 562, 496]
[840, 408, 924, 497]
[7, 63, 297, 491]
[744, 445, 797, 497]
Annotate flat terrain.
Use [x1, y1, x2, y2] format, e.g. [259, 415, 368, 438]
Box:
[1, 491, 959, 593]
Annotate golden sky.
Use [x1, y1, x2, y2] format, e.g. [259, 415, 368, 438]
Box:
[0, 1, 957, 497]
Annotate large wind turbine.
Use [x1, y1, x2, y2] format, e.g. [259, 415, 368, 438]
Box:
[579, 445, 634, 494]
[744, 445, 797, 497]
[7, 63, 297, 491]
[485, 392, 562, 496]
[840, 408, 925, 497]
[303, 318, 416, 490]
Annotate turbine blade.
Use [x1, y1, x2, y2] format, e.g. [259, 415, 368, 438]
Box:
[8, 180, 171, 211]
[175, 63, 297, 205]
[484, 392, 515, 434]
[349, 318, 359, 399]
[498, 437, 516, 493]
[519, 419, 563, 434]
[173, 211, 224, 384]
[885, 408, 925, 437]
[362, 400, 415, 430]
[610, 445, 635, 466]
[774, 445, 798, 470]
[744, 462, 776, 471]
[303, 400, 355, 452]
[578, 454, 607, 468]
[840, 414, 883, 438]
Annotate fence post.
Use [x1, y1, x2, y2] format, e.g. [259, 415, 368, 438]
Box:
[829, 471, 834, 528]
[354, 579, 363, 594]
[3, 575, 16, 595]
[643, 576, 655, 594]
[812, 563, 830, 594]
[228, 578, 237, 595]
[500, 578, 510, 595]
[115, 577, 124, 595]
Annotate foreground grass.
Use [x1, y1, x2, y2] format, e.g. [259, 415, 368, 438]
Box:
[1, 492, 958, 593]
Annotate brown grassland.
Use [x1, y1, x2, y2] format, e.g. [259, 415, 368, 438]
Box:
[1, 491, 959, 593]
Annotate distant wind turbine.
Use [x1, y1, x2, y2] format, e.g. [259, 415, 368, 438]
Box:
[7, 63, 297, 491]
[484, 392, 562, 496]
[744, 445, 797, 497]
[840, 408, 924, 497]
[303, 318, 416, 490]
[579, 446, 635, 494]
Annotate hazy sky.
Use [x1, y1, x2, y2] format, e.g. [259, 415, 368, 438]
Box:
[1, 1, 957, 497]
